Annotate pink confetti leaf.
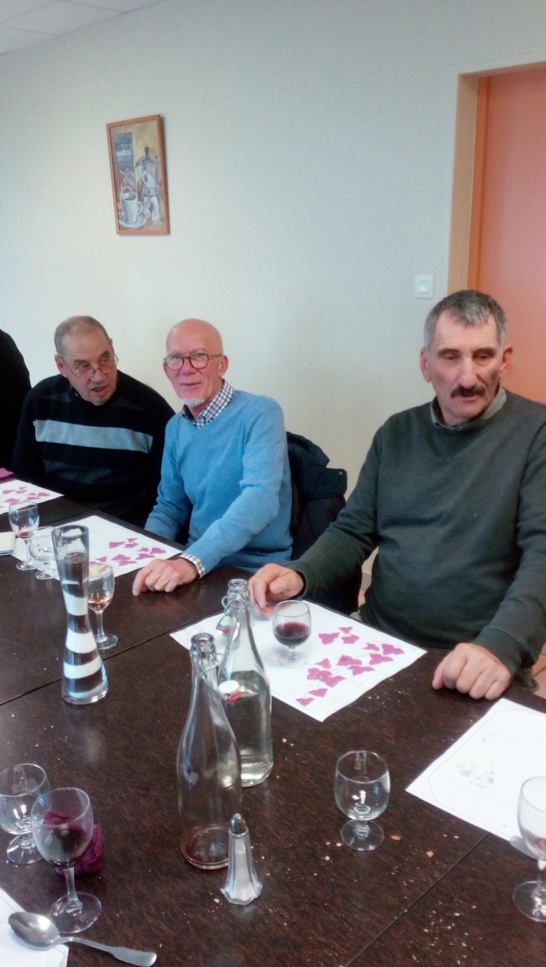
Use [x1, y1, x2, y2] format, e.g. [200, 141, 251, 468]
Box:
[319, 633, 339, 644]
[341, 634, 360, 644]
[309, 688, 328, 697]
[338, 655, 361, 667]
[382, 644, 404, 656]
[296, 698, 314, 706]
[369, 654, 392, 665]
[308, 668, 345, 687]
[316, 658, 332, 669]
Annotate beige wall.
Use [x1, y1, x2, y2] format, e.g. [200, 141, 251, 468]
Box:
[2, 0, 546, 491]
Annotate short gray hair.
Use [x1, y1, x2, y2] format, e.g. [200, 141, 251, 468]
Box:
[423, 290, 507, 351]
[54, 316, 111, 355]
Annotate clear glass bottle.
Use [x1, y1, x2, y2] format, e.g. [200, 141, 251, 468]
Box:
[177, 633, 242, 869]
[51, 524, 108, 706]
[218, 580, 273, 787]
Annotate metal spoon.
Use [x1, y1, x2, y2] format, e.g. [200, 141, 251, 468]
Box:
[9, 911, 157, 966]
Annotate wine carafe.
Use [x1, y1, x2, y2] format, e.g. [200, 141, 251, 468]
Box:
[176, 633, 242, 869]
[51, 525, 108, 706]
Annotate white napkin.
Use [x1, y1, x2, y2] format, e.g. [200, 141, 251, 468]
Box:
[0, 887, 68, 967]
[0, 532, 15, 555]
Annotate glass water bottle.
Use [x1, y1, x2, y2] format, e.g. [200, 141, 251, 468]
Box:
[177, 633, 242, 869]
[218, 580, 273, 786]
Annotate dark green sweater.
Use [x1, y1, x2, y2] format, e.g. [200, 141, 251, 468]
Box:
[295, 391, 546, 673]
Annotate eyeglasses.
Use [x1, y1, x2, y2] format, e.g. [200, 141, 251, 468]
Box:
[61, 353, 118, 378]
[163, 352, 222, 371]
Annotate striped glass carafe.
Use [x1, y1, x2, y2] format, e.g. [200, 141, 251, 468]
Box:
[51, 524, 108, 705]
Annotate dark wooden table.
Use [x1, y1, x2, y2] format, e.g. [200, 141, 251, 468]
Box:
[1, 501, 545, 966]
[1, 635, 544, 967]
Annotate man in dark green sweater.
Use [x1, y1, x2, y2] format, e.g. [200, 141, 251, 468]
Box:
[250, 290, 546, 701]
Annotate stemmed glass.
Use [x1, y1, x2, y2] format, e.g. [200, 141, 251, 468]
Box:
[88, 563, 118, 650]
[8, 502, 39, 570]
[31, 787, 101, 933]
[334, 751, 390, 851]
[0, 763, 50, 864]
[272, 600, 311, 667]
[29, 526, 56, 580]
[513, 775, 546, 922]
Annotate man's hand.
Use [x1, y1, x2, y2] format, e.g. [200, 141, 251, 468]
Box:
[432, 642, 512, 701]
[132, 558, 198, 595]
[249, 564, 304, 613]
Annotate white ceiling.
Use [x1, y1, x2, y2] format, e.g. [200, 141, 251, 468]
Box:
[0, 0, 166, 56]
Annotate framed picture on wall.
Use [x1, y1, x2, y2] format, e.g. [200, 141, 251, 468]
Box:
[106, 114, 170, 235]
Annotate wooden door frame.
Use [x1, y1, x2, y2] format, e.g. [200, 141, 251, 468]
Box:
[448, 61, 546, 293]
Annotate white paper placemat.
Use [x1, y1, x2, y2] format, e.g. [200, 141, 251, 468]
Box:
[12, 514, 179, 578]
[171, 602, 424, 721]
[0, 480, 62, 516]
[0, 887, 67, 967]
[407, 697, 546, 840]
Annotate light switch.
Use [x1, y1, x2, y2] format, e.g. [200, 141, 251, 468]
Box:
[414, 274, 434, 299]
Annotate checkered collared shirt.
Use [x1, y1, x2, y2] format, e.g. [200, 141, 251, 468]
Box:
[180, 380, 234, 577]
[181, 380, 234, 428]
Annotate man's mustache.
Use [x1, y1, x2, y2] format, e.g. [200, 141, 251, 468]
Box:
[451, 385, 486, 399]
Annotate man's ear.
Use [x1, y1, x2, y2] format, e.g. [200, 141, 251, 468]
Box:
[499, 344, 513, 380]
[419, 347, 431, 383]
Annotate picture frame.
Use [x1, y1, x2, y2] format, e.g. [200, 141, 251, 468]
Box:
[106, 114, 170, 235]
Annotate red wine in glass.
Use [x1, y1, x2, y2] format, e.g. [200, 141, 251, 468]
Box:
[273, 601, 311, 667]
[31, 787, 101, 933]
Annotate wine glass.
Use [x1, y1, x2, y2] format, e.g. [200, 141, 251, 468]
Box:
[8, 502, 39, 570]
[29, 526, 56, 580]
[334, 751, 390, 851]
[0, 763, 50, 864]
[513, 775, 546, 922]
[31, 787, 101, 933]
[88, 563, 118, 650]
[272, 600, 311, 667]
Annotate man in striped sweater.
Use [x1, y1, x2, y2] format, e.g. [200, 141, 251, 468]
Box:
[13, 316, 174, 526]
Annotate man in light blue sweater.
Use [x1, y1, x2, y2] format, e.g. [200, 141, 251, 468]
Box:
[132, 319, 292, 594]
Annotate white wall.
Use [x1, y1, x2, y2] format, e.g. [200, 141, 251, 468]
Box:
[2, 0, 546, 490]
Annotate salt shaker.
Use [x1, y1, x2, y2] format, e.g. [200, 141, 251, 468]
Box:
[221, 814, 263, 905]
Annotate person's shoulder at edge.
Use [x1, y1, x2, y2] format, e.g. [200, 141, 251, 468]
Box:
[22, 373, 68, 401]
[503, 388, 546, 417]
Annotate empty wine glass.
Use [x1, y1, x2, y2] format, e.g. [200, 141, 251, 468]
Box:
[8, 502, 39, 570]
[0, 763, 50, 864]
[334, 751, 390, 851]
[29, 526, 56, 580]
[513, 775, 546, 922]
[88, 563, 118, 650]
[272, 600, 311, 667]
[31, 786, 101, 933]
